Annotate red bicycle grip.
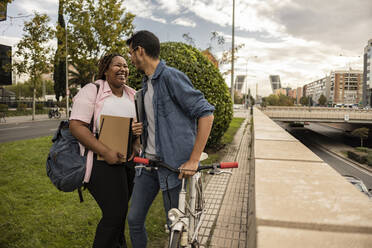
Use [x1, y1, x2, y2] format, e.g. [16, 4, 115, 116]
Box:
[220, 162, 238, 169]
[133, 157, 149, 165]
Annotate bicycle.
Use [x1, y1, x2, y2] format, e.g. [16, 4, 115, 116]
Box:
[48, 107, 61, 119]
[133, 155, 238, 248]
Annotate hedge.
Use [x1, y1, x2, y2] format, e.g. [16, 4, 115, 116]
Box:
[347, 150, 367, 164]
[127, 42, 233, 148]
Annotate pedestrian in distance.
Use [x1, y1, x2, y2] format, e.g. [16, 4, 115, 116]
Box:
[126, 30, 215, 248]
[69, 53, 142, 248]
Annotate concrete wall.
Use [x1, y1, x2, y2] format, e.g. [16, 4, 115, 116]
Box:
[253, 107, 372, 247]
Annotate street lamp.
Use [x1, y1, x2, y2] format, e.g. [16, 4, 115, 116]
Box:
[230, 0, 235, 104]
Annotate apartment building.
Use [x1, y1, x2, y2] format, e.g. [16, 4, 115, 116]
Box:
[329, 70, 363, 105]
[305, 77, 330, 105]
[362, 39, 372, 107]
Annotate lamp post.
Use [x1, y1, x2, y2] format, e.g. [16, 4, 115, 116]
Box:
[230, 0, 235, 104]
[65, 20, 69, 119]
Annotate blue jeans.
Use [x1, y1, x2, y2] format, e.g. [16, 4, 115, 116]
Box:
[128, 169, 181, 248]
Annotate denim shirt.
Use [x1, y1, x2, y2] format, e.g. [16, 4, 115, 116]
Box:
[139, 60, 215, 191]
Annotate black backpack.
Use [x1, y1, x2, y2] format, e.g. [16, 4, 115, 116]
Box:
[46, 83, 99, 202]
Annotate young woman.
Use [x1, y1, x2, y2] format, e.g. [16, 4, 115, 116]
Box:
[69, 53, 142, 248]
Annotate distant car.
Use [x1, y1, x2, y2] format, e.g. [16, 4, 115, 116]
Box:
[343, 175, 372, 199]
[289, 122, 304, 127]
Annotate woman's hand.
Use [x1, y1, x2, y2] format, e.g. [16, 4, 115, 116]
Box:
[102, 149, 124, 164]
[132, 121, 143, 136]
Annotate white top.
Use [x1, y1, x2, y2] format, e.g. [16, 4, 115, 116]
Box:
[96, 91, 136, 132]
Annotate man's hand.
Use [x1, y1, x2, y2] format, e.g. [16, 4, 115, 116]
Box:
[132, 121, 143, 136]
[178, 160, 199, 179]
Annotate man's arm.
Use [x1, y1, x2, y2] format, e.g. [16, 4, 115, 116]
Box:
[178, 114, 214, 179]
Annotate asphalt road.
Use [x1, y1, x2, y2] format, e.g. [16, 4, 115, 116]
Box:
[284, 124, 372, 190]
[0, 119, 63, 143]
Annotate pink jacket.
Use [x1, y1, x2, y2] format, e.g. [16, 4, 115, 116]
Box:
[70, 79, 136, 182]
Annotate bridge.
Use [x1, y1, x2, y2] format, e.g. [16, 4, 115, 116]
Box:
[261, 106, 372, 124]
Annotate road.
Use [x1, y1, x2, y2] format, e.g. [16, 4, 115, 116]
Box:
[281, 123, 372, 190]
[0, 119, 63, 143]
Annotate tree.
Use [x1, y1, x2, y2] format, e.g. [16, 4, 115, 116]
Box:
[318, 94, 327, 106]
[300, 96, 309, 106]
[12, 12, 54, 120]
[351, 128, 369, 147]
[53, 0, 67, 101]
[62, 0, 135, 87]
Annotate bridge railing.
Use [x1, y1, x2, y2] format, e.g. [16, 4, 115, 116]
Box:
[260, 106, 372, 123]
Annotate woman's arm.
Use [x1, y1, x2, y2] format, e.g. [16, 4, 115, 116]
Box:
[69, 120, 124, 164]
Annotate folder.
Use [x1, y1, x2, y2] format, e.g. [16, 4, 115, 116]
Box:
[97, 115, 133, 162]
[134, 89, 144, 144]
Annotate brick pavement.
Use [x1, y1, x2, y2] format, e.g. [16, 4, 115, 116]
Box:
[198, 112, 252, 247]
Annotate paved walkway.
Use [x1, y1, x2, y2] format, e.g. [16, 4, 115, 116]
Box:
[198, 111, 252, 247]
[0, 113, 67, 124]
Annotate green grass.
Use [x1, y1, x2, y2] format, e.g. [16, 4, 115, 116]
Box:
[0, 117, 246, 248]
[0, 137, 166, 248]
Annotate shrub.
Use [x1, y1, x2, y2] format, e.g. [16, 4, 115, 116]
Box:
[355, 147, 370, 153]
[17, 103, 27, 111]
[36, 103, 44, 110]
[367, 155, 372, 167]
[0, 104, 8, 112]
[127, 42, 233, 148]
[347, 150, 367, 164]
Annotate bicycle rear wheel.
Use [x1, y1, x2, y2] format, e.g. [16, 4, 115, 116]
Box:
[169, 230, 181, 248]
[55, 111, 61, 119]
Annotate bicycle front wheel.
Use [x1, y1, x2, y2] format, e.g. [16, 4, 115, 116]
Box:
[55, 111, 61, 119]
[169, 230, 181, 248]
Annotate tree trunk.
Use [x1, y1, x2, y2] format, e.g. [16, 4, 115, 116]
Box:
[32, 87, 36, 121]
[361, 138, 363, 147]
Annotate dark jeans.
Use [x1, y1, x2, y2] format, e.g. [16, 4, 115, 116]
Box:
[127, 169, 181, 248]
[87, 159, 135, 248]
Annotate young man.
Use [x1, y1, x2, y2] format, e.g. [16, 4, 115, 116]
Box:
[126, 30, 215, 248]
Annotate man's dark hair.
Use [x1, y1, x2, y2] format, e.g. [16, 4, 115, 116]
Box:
[97, 53, 123, 80]
[126, 30, 160, 59]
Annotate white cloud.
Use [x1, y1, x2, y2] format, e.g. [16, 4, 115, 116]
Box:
[125, 0, 167, 24]
[172, 17, 196, 27]
[0, 36, 20, 47]
[156, 0, 182, 15]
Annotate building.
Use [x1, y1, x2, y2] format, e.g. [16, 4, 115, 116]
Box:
[362, 39, 372, 107]
[269, 75, 281, 93]
[329, 70, 363, 106]
[235, 75, 246, 97]
[274, 88, 287, 96]
[305, 77, 330, 105]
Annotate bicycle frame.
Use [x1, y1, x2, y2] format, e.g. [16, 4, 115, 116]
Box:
[133, 157, 238, 248]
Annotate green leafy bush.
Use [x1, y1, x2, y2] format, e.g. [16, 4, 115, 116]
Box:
[355, 147, 370, 153]
[347, 150, 367, 164]
[128, 42, 233, 148]
[367, 155, 372, 167]
[17, 103, 27, 111]
[36, 103, 44, 110]
[0, 104, 8, 112]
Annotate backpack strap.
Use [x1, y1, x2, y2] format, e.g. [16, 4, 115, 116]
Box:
[79, 82, 100, 203]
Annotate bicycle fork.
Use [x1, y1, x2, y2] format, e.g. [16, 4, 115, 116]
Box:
[168, 174, 202, 247]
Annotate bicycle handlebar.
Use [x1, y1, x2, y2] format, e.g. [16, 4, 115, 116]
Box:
[133, 157, 238, 173]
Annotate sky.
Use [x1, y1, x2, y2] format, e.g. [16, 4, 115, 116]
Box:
[1, 0, 372, 97]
